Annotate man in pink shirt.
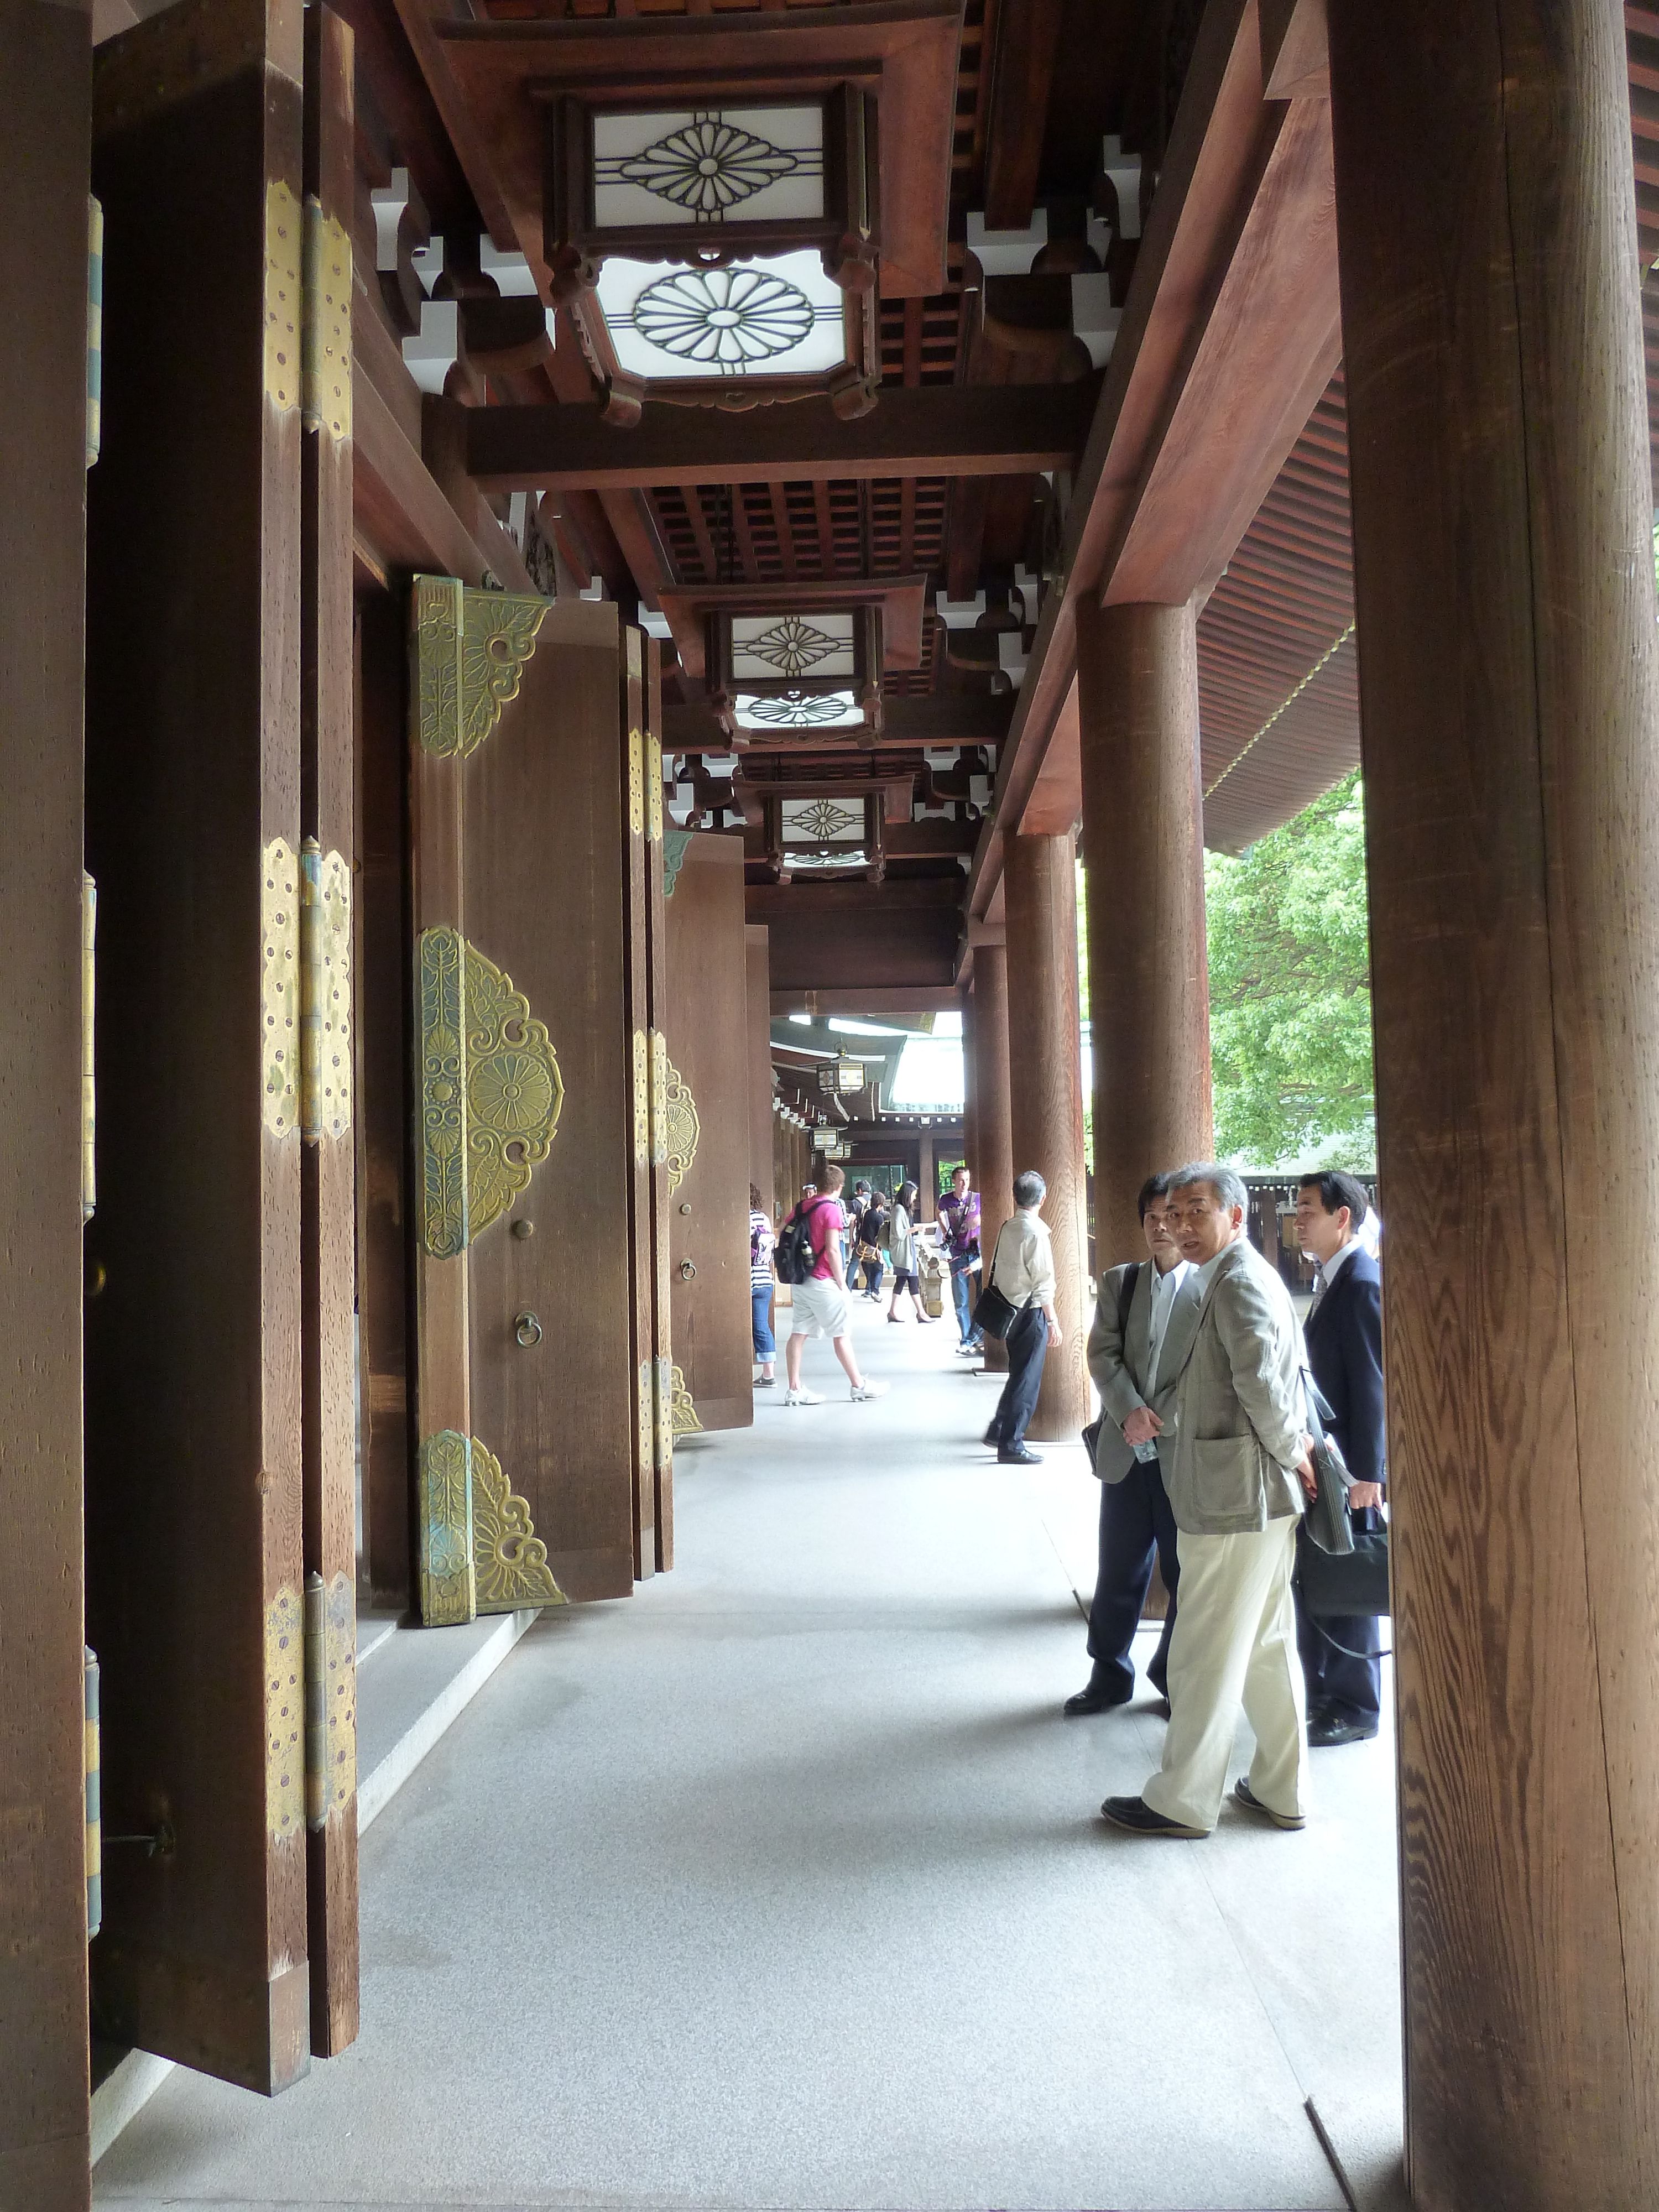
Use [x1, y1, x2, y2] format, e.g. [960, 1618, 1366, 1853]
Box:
[783, 1165, 890, 1407]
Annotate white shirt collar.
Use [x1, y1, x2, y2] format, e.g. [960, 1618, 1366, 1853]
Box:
[1320, 1237, 1361, 1286]
[1196, 1240, 1240, 1291]
[1151, 1256, 1191, 1299]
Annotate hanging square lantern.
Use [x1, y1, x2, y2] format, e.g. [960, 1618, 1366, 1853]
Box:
[708, 604, 883, 737]
[546, 89, 878, 299]
[546, 88, 880, 421]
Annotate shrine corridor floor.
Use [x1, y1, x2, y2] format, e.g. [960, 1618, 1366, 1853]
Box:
[93, 1300, 1406, 2212]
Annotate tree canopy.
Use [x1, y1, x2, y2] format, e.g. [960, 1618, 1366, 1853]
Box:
[1204, 768, 1375, 1169]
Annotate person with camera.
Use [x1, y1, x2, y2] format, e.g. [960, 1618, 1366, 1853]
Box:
[1293, 1170, 1386, 1747]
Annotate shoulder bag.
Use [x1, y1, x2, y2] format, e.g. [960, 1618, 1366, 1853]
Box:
[1081, 1262, 1141, 1470]
[1293, 1365, 1391, 1624]
[970, 1223, 1023, 1341]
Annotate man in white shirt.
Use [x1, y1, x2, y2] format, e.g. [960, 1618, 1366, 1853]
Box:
[1070, 1173, 1203, 1714]
[980, 1170, 1062, 1465]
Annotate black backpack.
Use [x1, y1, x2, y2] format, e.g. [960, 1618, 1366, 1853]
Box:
[774, 1203, 819, 1286]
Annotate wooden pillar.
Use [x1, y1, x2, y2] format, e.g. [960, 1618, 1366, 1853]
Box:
[665, 836, 753, 1431]
[972, 940, 1015, 1374]
[1004, 833, 1089, 1438]
[0, 3, 92, 2200]
[1076, 599, 1212, 1271]
[745, 925, 772, 1198]
[1328, 6, 1659, 2205]
[960, 983, 978, 1201]
[917, 1126, 936, 1217]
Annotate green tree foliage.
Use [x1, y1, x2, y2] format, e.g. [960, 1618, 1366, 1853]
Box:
[1204, 769, 1376, 1169]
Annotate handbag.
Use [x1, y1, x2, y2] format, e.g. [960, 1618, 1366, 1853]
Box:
[1296, 1526, 1391, 1619]
[1081, 1262, 1142, 1470]
[1298, 1368, 1355, 1556]
[970, 1223, 1024, 1342]
[1292, 1361, 1392, 1630]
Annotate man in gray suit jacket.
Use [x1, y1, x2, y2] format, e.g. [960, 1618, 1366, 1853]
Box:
[1101, 1164, 1316, 1839]
[1069, 1173, 1203, 1713]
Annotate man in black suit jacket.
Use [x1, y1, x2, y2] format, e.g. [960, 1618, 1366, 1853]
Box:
[1295, 1170, 1386, 1746]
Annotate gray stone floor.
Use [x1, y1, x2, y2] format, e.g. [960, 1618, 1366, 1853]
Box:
[94, 1301, 1405, 2211]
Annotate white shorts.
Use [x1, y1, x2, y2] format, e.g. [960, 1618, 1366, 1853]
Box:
[787, 1276, 851, 1339]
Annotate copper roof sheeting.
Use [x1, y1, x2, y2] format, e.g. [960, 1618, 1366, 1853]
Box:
[1198, 373, 1359, 853]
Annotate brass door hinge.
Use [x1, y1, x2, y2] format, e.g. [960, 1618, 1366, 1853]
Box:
[301, 193, 352, 441]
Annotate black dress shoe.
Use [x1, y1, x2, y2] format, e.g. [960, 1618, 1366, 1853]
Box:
[1307, 1712, 1379, 1748]
[1099, 1795, 1208, 1839]
[1063, 1670, 1133, 1716]
[998, 1444, 1042, 1464]
[982, 1425, 1000, 1447]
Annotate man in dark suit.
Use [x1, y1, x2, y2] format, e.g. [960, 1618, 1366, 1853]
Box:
[1295, 1170, 1386, 1747]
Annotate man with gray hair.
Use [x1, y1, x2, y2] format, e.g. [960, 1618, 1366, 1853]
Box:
[1100, 1164, 1317, 1838]
[980, 1169, 1061, 1465]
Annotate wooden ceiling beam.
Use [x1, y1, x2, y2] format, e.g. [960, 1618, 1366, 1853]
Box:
[982, 0, 1067, 227]
[664, 692, 1013, 752]
[964, 0, 1345, 899]
[465, 383, 1100, 493]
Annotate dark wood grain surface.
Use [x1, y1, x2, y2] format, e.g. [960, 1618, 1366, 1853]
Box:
[1077, 599, 1213, 1270]
[0, 3, 93, 2198]
[464, 603, 637, 1603]
[301, 2, 359, 2062]
[1331, 1, 1659, 2199]
[85, 0, 310, 2093]
[970, 945, 1014, 1376]
[1004, 835, 1089, 1439]
[667, 838, 756, 1433]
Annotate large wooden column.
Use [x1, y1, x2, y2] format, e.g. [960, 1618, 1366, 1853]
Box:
[745, 924, 772, 1197]
[1076, 599, 1212, 1270]
[665, 836, 753, 1432]
[0, 4, 91, 2201]
[1328, 6, 1659, 2205]
[1004, 833, 1089, 1437]
[971, 939, 1015, 1373]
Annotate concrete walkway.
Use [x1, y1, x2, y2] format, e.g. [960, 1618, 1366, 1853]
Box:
[95, 1300, 1405, 2212]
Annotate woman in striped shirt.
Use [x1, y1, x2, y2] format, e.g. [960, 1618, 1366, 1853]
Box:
[749, 1185, 777, 1387]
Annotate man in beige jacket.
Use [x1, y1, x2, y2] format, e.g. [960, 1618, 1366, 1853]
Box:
[1100, 1163, 1316, 1839]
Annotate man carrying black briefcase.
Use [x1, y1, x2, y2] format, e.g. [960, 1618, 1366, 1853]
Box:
[1293, 1170, 1387, 1746]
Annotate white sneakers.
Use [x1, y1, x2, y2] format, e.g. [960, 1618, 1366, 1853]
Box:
[850, 1380, 889, 1401]
[784, 1380, 890, 1405]
[784, 1387, 824, 1407]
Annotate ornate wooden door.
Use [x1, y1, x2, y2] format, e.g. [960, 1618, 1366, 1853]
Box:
[665, 834, 755, 1433]
[83, 0, 358, 2091]
[410, 585, 670, 1612]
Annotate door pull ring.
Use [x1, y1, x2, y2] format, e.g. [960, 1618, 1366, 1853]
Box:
[514, 1310, 544, 1347]
[679, 1260, 696, 1281]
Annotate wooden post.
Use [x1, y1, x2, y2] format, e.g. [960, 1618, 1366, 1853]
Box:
[972, 941, 1015, 1374]
[0, 3, 92, 2200]
[917, 1127, 936, 1217]
[1328, 5, 1659, 2204]
[665, 836, 754, 1432]
[1004, 833, 1089, 1438]
[745, 925, 773, 1198]
[1076, 599, 1213, 1270]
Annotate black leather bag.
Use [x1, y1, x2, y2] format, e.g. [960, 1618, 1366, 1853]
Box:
[971, 1222, 1026, 1342]
[971, 1280, 1020, 1342]
[1296, 1526, 1391, 1618]
[1293, 1365, 1391, 1623]
[1298, 1368, 1355, 1556]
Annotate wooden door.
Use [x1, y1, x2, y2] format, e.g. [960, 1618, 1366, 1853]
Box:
[411, 584, 667, 1611]
[665, 836, 755, 1433]
[84, 0, 358, 2091]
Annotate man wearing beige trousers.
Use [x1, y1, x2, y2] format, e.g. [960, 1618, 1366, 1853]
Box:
[1099, 1162, 1318, 1839]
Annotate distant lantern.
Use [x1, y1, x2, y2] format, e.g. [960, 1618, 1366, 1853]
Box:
[708, 604, 883, 739]
[545, 90, 880, 422]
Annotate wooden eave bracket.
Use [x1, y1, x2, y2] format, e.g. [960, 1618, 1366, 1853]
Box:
[961, 0, 1340, 922]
